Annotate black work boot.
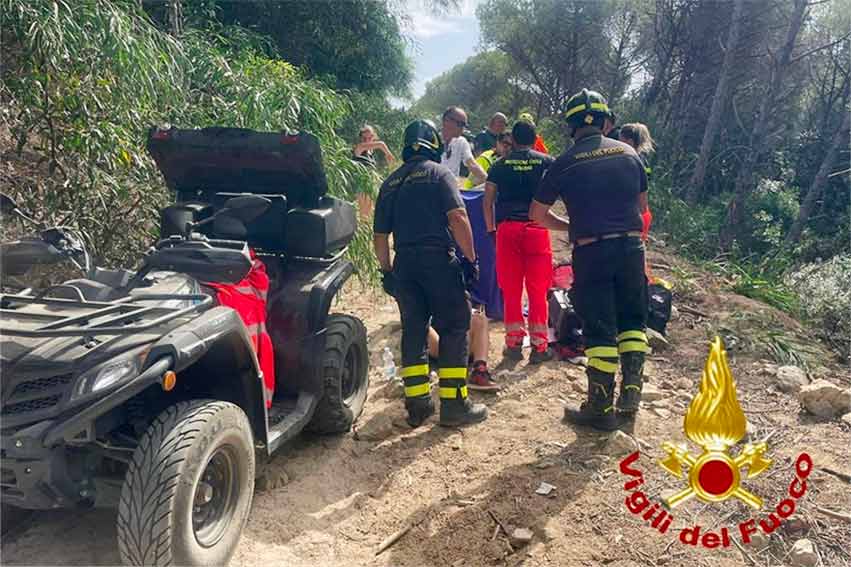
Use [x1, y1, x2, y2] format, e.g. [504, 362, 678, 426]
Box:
[617, 351, 645, 418]
[440, 387, 488, 427]
[529, 347, 555, 365]
[405, 396, 435, 428]
[502, 345, 523, 361]
[563, 369, 617, 431]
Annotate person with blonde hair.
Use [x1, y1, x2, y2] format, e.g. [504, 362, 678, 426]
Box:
[619, 123, 655, 241]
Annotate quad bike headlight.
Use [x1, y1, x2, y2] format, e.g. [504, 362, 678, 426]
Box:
[73, 348, 149, 399]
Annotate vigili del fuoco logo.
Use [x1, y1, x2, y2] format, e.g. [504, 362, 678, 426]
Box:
[618, 337, 813, 548]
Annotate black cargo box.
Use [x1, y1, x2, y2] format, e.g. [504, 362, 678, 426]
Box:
[147, 126, 327, 208]
[148, 126, 356, 258]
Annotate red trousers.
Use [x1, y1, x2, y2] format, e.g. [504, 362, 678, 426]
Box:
[496, 221, 552, 351]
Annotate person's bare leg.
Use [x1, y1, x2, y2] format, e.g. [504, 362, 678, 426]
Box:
[427, 326, 440, 359]
[470, 308, 489, 363]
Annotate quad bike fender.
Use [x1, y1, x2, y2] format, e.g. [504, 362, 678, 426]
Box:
[146, 306, 268, 443]
[266, 258, 355, 397]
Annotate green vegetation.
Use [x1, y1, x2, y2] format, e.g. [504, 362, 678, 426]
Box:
[1, 0, 381, 276]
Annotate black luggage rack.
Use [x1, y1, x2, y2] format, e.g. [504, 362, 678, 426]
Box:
[0, 293, 213, 337]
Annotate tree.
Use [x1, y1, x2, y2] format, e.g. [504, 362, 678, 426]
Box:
[685, 0, 746, 204]
[411, 51, 534, 130]
[477, 0, 620, 117]
[203, 1, 413, 97]
[785, 94, 850, 245]
[721, 0, 816, 246]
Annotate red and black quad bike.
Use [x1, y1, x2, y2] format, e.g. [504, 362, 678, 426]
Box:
[0, 127, 369, 566]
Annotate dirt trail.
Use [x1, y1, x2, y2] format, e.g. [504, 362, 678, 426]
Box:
[2, 249, 850, 567]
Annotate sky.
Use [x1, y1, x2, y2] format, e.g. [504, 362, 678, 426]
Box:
[397, 0, 481, 107]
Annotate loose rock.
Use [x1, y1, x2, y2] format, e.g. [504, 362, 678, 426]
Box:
[777, 366, 808, 393]
[256, 468, 290, 491]
[353, 414, 396, 441]
[509, 528, 534, 548]
[642, 383, 664, 402]
[675, 377, 692, 391]
[842, 413, 851, 426]
[748, 530, 769, 549]
[606, 431, 639, 456]
[798, 380, 851, 418]
[789, 538, 818, 567]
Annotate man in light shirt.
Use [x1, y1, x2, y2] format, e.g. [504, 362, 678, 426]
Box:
[441, 107, 487, 186]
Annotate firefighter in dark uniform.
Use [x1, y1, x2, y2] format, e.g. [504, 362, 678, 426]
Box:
[373, 119, 488, 428]
[529, 89, 650, 431]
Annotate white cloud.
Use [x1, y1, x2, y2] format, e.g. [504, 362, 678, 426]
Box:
[404, 0, 479, 40]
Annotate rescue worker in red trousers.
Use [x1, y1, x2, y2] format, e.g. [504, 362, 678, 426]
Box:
[484, 120, 555, 363]
[373, 119, 488, 428]
[529, 89, 650, 430]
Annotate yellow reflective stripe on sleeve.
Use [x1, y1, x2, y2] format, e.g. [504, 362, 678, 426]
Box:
[619, 340, 650, 354]
[588, 358, 619, 374]
[624, 384, 641, 392]
[401, 364, 429, 378]
[585, 346, 619, 359]
[439, 386, 468, 399]
[565, 102, 609, 118]
[438, 367, 467, 379]
[617, 330, 647, 343]
[404, 383, 431, 398]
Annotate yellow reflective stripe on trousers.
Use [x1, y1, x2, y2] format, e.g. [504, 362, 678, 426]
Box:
[401, 364, 429, 378]
[588, 357, 619, 374]
[585, 346, 618, 358]
[619, 340, 649, 354]
[617, 330, 647, 343]
[438, 367, 467, 379]
[439, 386, 468, 399]
[404, 382, 431, 398]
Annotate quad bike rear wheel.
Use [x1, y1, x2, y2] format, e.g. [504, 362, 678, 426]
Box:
[308, 314, 369, 434]
[117, 400, 255, 566]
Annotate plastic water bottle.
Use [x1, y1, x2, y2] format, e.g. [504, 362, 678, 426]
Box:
[382, 347, 397, 382]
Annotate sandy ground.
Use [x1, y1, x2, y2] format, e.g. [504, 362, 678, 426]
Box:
[2, 249, 850, 567]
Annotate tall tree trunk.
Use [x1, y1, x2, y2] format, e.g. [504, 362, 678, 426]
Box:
[785, 109, 850, 245]
[720, 0, 808, 247]
[167, 0, 183, 36]
[685, 0, 745, 204]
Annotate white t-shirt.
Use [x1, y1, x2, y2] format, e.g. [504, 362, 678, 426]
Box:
[441, 136, 474, 177]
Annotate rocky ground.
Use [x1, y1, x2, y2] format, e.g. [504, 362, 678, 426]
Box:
[2, 247, 850, 567]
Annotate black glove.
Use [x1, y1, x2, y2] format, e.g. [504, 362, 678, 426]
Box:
[381, 271, 397, 298]
[461, 258, 480, 292]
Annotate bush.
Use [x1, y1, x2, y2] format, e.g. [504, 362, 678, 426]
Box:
[789, 254, 851, 360]
[1, 0, 379, 277]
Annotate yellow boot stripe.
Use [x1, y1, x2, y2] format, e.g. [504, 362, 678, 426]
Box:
[401, 364, 429, 378]
[404, 383, 431, 398]
[439, 367, 468, 379]
[588, 358, 619, 374]
[586, 346, 618, 358]
[617, 330, 647, 343]
[623, 384, 641, 392]
[439, 386, 468, 399]
[619, 341, 650, 354]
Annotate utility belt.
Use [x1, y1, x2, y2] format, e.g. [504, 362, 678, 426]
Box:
[574, 231, 642, 248]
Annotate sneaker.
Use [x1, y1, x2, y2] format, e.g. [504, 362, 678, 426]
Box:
[467, 362, 501, 392]
[556, 344, 587, 366]
[529, 347, 555, 365]
[502, 345, 523, 361]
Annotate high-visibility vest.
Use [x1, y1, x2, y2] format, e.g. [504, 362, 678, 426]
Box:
[463, 150, 498, 190]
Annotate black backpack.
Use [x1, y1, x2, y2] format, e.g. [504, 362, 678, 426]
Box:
[647, 278, 673, 335]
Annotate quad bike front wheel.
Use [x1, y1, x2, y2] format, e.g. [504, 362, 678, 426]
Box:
[117, 400, 255, 566]
[308, 314, 369, 434]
